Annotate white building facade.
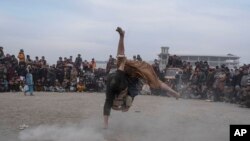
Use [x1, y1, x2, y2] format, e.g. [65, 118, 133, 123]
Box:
[177, 54, 240, 68]
[157, 46, 240, 69]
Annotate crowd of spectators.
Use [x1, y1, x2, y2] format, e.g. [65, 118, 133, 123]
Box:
[152, 55, 250, 108]
[0, 47, 106, 93]
[1, 46, 249, 107]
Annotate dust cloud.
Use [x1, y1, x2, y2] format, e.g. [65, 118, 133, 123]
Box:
[19, 123, 106, 141]
[18, 100, 237, 141]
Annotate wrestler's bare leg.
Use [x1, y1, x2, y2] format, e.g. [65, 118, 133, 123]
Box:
[115, 27, 131, 112]
[116, 27, 125, 57]
[104, 27, 127, 129]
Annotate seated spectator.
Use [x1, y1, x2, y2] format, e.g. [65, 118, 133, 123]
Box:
[77, 81, 85, 92]
[35, 79, 43, 91]
[55, 79, 65, 92]
[43, 78, 51, 92]
[69, 79, 77, 92]
[62, 79, 70, 92]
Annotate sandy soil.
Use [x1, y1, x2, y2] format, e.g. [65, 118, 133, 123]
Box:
[0, 92, 249, 141]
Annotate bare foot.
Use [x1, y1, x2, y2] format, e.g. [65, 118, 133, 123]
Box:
[116, 27, 125, 36]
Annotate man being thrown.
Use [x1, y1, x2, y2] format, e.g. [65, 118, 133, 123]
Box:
[103, 27, 180, 128]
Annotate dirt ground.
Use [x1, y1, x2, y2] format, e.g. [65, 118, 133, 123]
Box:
[0, 92, 249, 141]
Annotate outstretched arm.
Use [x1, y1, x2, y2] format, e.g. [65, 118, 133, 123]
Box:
[159, 80, 180, 99]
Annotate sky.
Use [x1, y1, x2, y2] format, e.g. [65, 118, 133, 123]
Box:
[0, 0, 250, 65]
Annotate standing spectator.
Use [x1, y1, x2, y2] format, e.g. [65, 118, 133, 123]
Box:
[4, 54, 12, 66]
[89, 58, 96, 73]
[136, 54, 142, 61]
[152, 59, 160, 78]
[24, 66, 34, 96]
[40, 56, 47, 67]
[0, 47, 5, 63]
[232, 68, 243, 96]
[10, 55, 18, 69]
[56, 57, 64, 69]
[106, 55, 116, 74]
[206, 69, 215, 90]
[133, 55, 137, 61]
[82, 60, 89, 72]
[74, 54, 82, 71]
[213, 69, 226, 102]
[18, 49, 26, 66]
[47, 66, 56, 86]
[69, 56, 73, 64]
[63, 57, 68, 65]
[197, 68, 207, 98]
[34, 56, 41, 68]
[26, 55, 33, 66]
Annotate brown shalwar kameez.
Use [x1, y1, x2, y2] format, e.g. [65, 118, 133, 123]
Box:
[124, 60, 161, 89]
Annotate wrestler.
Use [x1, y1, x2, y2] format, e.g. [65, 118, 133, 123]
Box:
[103, 27, 180, 128]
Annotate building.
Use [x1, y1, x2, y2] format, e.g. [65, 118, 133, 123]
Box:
[177, 54, 240, 68]
[158, 46, 240, 69]
[158, 47, 170, 70]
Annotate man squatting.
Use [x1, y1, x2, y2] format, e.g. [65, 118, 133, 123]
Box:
[103, 27, 180, 128]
